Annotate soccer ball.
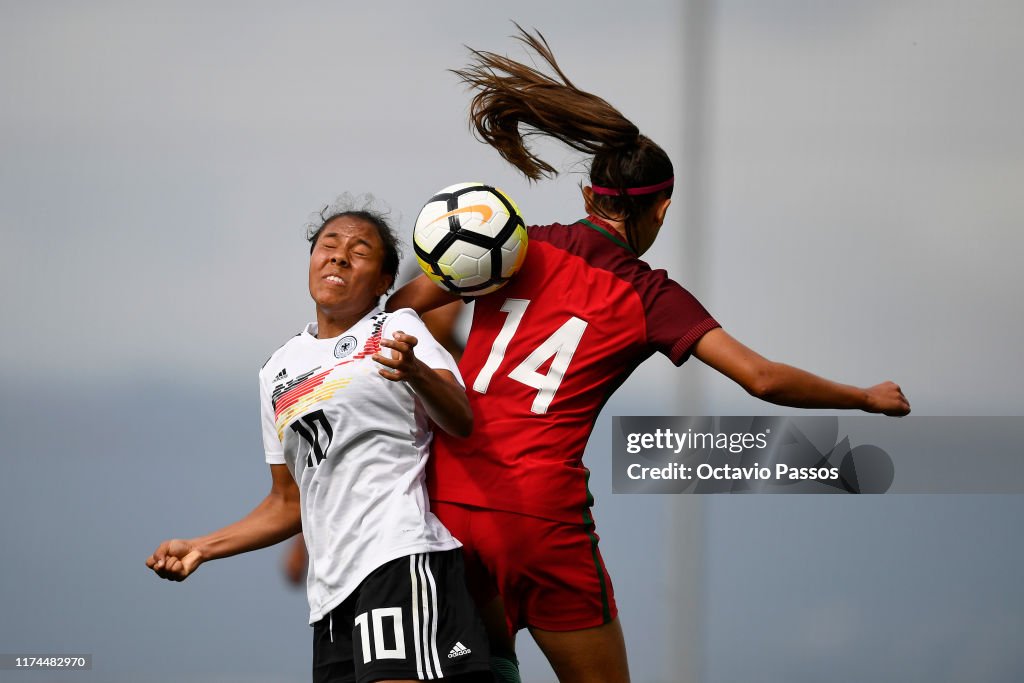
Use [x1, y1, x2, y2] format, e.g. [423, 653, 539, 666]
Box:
[413, 182, 528, 296]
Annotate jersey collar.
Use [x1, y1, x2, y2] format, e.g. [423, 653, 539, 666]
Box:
[304, 306, 382, 341]
[576, 216, 636, 255]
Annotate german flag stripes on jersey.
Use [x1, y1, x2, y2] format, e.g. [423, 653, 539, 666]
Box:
[269, 314, 388, 439]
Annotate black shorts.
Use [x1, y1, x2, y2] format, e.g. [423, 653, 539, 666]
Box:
[312, 549, 491, 683]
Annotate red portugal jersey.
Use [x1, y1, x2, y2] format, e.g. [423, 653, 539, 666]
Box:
[428, 217, 721, 524]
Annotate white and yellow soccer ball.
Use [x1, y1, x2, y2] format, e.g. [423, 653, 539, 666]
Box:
[413, 182, 528, 296]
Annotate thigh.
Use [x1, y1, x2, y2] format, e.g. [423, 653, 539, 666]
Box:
[435, 503, 618, 635]
[352, 550, 491, 683]
[516, 516, 617, 633]
[529, 618, 630, 683]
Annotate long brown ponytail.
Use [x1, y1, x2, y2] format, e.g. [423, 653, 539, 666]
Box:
[453, 25, 674, 252]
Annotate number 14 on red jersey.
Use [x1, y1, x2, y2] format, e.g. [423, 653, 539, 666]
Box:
[472, 298, 588, 415]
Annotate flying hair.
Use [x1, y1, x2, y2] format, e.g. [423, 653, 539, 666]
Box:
[454, 25, 674, 253]
[453, 24, 642, 181]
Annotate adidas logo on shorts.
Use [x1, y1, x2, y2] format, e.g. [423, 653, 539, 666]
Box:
[447, 642, 472, 659]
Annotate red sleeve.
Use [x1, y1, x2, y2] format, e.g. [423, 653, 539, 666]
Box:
[638, 269, 720, 366]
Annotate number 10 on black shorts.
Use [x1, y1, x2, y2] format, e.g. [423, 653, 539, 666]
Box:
[313, 549, 490, 683]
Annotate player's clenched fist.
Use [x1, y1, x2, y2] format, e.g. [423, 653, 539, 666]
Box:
[864, 381, 911, 417]
[146, 538, 203, 581]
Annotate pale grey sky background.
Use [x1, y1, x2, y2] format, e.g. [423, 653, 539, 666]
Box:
[1, 1, 1022, 682]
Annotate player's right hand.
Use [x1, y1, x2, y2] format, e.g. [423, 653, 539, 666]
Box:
[864, 381, 911, 417]
[283, 535, 307, 586]
[374, 331, 423, 383]
[146, 538, 203, 581]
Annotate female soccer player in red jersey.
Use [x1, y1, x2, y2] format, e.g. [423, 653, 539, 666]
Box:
[388, 28, 910, 683]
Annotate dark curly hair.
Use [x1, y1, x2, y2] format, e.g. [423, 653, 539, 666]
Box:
[306, 194, 402, 289]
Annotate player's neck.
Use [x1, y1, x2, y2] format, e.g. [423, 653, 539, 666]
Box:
[315, 301, 378, 339]
[586, 213, 628, 241]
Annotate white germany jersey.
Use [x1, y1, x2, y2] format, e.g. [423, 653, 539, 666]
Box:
[259, 306, 463, 623]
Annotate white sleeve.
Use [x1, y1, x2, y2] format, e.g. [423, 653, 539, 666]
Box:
[259, 369, 286, 464]
[382, 308, 464, 388]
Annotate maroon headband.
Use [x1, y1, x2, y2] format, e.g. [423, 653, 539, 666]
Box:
[590, 176, 674, 196]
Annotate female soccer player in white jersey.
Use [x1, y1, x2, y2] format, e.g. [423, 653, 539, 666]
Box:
[387, 28, 911, 683]
[146, 201, 491, 683]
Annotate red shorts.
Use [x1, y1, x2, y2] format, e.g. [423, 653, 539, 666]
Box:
[432, 501, 617, 636]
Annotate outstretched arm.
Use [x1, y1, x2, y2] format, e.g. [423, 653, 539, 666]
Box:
[386, 274, 460, 315]
[692, 328, 910, 416]
[146, 463, 302, 581]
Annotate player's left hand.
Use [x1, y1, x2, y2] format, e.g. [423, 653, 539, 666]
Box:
[374, 331, 423, 382]
[864, 381, 911, 416]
